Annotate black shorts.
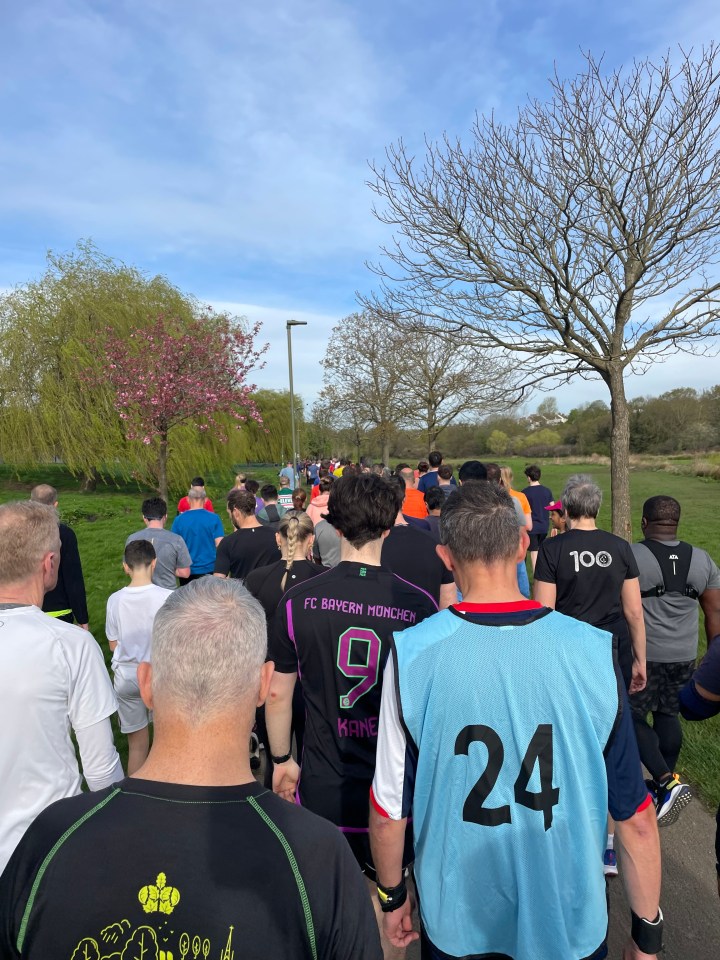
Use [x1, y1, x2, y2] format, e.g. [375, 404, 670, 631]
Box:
[528, 533, 547, 551]
[629, 660, 696, 717]
[344, 827, 414, 881]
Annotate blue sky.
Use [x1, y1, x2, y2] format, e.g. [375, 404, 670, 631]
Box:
[1, 0, 719, 413]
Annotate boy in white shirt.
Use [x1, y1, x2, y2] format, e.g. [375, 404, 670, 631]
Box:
[106, 541, 172, 774]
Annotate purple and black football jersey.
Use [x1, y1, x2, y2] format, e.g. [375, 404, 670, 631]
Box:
[270, 561, 437, 832]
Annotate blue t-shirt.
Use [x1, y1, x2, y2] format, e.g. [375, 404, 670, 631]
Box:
[522, 484, 554, 535]
[417, 471, 457, 494]
[171, 510, 225, 575]
[373, 602, 648, 960]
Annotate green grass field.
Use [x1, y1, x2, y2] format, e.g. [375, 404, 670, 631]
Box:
[1, 460, 719, 806]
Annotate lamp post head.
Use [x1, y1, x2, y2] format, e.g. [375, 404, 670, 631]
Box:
[287, 320, 308, 329]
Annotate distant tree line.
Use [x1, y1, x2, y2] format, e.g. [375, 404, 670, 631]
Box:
[302, 390, 720, 464]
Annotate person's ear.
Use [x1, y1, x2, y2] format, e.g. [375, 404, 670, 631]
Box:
[436, 543, 455, 572]
[518, 528, 530, 562]
[122, 562, 132, 577]
[138, 662, 153, 709]
[275, 533, 283, 549]
[641, 516, 647, 529]
[257, 660, 275, 707]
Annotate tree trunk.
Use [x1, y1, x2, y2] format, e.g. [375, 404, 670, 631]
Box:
[80, 469, 98, 493]
[607, 365, 632, 541]
[158, 435, 169, 504]
[382, 438, 391, 466]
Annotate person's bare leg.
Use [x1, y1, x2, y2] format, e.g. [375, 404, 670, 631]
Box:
[127, 726, 150, 775]
[365, 876, 406, 959]
[530, 550, 538, 571]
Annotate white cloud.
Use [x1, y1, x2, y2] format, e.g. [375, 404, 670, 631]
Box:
[209, 299, 342, 408]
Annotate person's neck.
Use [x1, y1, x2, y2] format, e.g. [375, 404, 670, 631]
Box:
[571, 518, 597, 530]
[129, 570, 154, 588]
[132, 712, 255, 787]
[145, 519, 165, 529]
[238, 513, 261, 529]
[340, 538, 384, 566]
[454, 562, 528, 605]
[189, 502, 205, 510]
[394, 511, 408, 526]
[0, 575, 45, 607]
[643, 523, 679, 541]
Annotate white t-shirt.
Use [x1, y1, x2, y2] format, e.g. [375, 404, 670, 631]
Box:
[0, 605, 118, 873]
[105, 584, 172, 665]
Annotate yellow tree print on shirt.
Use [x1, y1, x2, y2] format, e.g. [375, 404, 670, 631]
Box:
[138, 873, 180, 915]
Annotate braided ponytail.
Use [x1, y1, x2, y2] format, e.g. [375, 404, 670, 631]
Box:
[278, 509, 315, 592]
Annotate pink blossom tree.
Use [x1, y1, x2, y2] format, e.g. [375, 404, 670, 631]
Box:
[91, 313, 265, 501]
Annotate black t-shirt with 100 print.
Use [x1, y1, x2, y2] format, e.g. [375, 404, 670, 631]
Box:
[534, 528, 639, 628]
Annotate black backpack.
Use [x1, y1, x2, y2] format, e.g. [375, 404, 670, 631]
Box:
[638, 539, 699, 600]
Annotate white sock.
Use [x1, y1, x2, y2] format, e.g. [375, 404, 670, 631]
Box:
[606, 833, 614, 850]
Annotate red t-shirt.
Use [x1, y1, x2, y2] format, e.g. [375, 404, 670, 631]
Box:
[177, 497, 214, 514]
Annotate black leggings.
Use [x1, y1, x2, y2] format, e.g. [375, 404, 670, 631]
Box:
[632, 712, 683, 782]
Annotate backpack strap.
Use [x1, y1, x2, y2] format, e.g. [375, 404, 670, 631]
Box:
[638, 540, 698, 600]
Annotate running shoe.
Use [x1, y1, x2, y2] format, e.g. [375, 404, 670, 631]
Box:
[655, 775, 691, 826]
[603, 847, 618, 878]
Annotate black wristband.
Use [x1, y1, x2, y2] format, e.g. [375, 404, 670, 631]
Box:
[271, 752, 292, 764]
[631, 908, 664, 954]
[377, 879, 408, 913]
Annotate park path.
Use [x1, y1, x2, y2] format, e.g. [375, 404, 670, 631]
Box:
[405, 785, 719, 959]
[607, 790, 719, 959]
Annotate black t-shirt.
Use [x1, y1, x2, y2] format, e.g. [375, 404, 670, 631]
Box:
[270, 561, 437, 829]
[522, 484, 554, 535]
[380, 524, 454, 604]
[0, 778, 381, 960]
[245, 559, 325, 624]
[42, 523, 88, 623]
[214, 526, 281, 579]
[534, 528, 640, 628]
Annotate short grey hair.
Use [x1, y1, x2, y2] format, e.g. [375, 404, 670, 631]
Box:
[151, 577, 267, 723]
[30, 484, 58, 505]
[562, 474, 602, 520]
[440, 482, 521, 564]
[0, 501, 61, 584]
[187, 487, 206, 502]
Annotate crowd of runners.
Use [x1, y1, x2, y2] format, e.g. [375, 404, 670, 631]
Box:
[0, 455, 719, 960]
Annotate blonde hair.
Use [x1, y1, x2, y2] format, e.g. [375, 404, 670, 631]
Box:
[278, 509, 315, 591]
[500, 466, 514, 489]
[234, 473, 246, 488]
[0, 501, 61, 585]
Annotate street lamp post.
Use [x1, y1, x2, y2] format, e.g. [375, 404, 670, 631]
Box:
[286, 320, 307, 487]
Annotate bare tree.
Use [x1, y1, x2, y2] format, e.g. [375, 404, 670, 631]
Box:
[321, 311, 408, 464]
[397, 327, 503, 452]
[366, 47, 720, 537]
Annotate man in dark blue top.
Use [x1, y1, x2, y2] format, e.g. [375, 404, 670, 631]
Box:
[680, 638, 720, 898]
[371, 482, 663, 960]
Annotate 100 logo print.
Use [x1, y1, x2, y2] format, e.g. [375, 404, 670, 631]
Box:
[569, 549, 613, 572]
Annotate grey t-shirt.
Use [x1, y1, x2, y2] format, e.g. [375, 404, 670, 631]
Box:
[125, 528, 192, 590]
[631, 539, 720, 662]
[313, 518, 341, 568]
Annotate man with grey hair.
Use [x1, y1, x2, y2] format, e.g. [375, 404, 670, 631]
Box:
[0, 577, 381, 960]
[30, 483, 89, 628]
[0, 501, 121, 876]
[534, 474, 646, 695]
[171, 486, 224, 584]
[533, 474, 647, 875]
[370, 482, 663, 960]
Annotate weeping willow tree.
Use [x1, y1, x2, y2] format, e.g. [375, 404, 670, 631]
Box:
[0, 241, 262, 492]
[238, 389, 306, 463]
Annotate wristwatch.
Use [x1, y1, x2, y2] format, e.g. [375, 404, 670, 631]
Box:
[270, 751, 293, 764]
